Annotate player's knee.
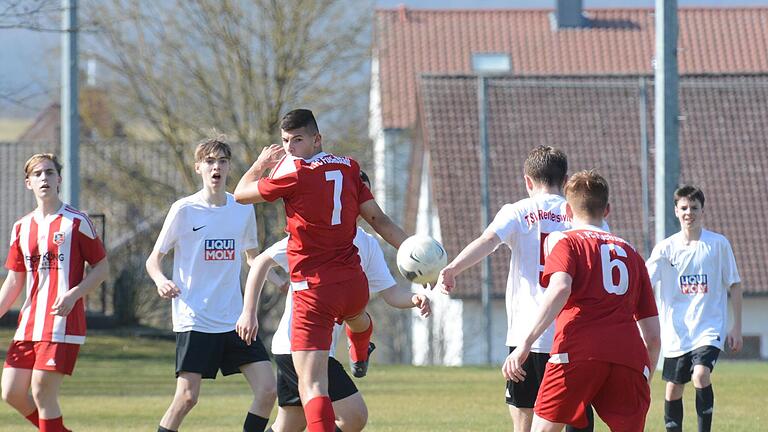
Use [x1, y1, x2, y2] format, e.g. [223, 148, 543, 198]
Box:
[255, 381, 278, 409]
[1, 385, 24, 406]
[691, 367, 711, 387]
[174, 388, 199, 412]
[337, 407, 367, 432]
[29, 384, 53, 406]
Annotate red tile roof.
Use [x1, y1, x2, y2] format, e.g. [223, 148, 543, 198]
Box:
[376, 7, 768, 129]
[418, 74, 768, 297]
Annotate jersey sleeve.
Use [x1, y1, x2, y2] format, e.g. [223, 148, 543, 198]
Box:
[361, 235, 396, 294]
[633, 257, 659, 320]
[242, 205, 259, 251]
[77, 216, 107, 265]
[265, 237, 290, 271]
[645, 243, 667, 287]
[541, 236, 576, 288]
[720, 237, 741, 287]
[154, 203, 182, 254]
[4, 223, 25, 272]
[257, 172, 298, 202]
[484, 204, 521, 245]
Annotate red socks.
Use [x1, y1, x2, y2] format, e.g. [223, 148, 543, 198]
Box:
[39, 416, 70, 432]
[304, 396, 335, 432]
[346, 316, 373, 362]
[25, 409, 39, 427]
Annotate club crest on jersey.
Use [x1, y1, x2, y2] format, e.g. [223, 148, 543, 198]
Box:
[53, 231, 66, 246]
[204, 239, 235, 261]
[679, 274, 708, 294]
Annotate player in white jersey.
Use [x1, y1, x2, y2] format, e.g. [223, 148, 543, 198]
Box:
[436, 146, 593, 432]
[646, 185, 742, 432]
[146, 138, 276, 432]
[0, 153, 109, 432]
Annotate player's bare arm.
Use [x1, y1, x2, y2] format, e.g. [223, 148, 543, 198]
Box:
[637, 316, 661, 380]
[504, 271, 572, 383]
[234, 144, 285, 204]
[51, 257, 110, 317]
[359, 199, 409, 249]
[727, 282, 743, 352]
[436, 231, 501, 295]
[379, 285, 432, 317]
[145, 249, 181, 299]
[237, 249, 275, 344]
[0, 270, 25, 318]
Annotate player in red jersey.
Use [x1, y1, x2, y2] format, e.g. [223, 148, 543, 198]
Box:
[505, 170, 660, 432]
[0, 153, 109, 432]
[234, 109, 407, 432]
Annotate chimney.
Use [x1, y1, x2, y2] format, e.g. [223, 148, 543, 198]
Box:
[554, 0, 586, 29]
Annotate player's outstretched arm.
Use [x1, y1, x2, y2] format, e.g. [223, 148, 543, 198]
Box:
[637, 315, 661, 380]
[436, 231, 501, 295]
[237, 250, 277, 344]
[146, 249, 180, 299]
[0, 270, 25, 318]
[51, 256, 110, 317]
[234, 144, 285, 204]
[727, 282, 743, 352]
[504, 271, 571, 383]
[379, 285, 431, 317]
[359, 199, 409, 249]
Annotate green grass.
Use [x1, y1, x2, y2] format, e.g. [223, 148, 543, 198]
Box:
[0, 330, 765, 431]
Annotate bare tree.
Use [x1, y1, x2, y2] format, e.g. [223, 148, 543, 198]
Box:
[0, 0, 59, 30]
[77, 0, 374, 337]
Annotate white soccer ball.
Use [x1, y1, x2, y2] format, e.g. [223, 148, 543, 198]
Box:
[396, 235, 448, 285]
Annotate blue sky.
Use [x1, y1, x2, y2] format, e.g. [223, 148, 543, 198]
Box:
[376, 0, 768, 7]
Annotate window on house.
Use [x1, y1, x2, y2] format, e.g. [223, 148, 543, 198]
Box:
[471, 53, 511, 73]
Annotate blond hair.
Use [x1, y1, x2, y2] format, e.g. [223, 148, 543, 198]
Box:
[24, 153, 62, 178]
[194, 136, 232, 162]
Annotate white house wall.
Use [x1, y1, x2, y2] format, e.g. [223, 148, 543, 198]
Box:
[741, 296, 768, 358]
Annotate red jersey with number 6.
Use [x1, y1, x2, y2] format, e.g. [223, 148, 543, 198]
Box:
[542, 227, 658, 376]
[257, 152, 374, 286]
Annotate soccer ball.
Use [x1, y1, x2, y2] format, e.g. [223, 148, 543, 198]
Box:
[396, 235, 448, 285]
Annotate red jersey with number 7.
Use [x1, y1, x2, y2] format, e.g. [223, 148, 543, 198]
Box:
[257, 152, 374, 286]
[542, 227, 658, 376]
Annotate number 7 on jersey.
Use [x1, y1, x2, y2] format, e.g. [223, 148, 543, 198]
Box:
[325, 170, 343, 225]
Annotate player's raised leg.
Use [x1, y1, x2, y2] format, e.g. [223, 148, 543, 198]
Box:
[240, 361, 278, 432]
[344, 311, 374, 378]
[158, 372, 202, 432]
[1, 367, 39, 427]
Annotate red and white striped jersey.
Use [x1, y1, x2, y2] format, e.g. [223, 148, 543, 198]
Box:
[4, 204, 106, 344]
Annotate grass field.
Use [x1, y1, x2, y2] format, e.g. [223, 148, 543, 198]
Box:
[0, 330, 765, 431]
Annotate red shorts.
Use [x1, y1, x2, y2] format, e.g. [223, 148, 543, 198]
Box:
[290, 273, 369, 351]
[535, 360, 650, 432]
[4, 340, 80, 375]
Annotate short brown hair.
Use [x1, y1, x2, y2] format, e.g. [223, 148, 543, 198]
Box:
[24, 153, 62, 178]
[524, 145, 568, 187]
[674, 185, 705, 208]
[194, 136, 232, 162]
[280, 109, 319, 134]
[565, 170, 609, 219]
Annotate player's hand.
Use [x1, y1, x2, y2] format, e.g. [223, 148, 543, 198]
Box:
[435, 267, 456, 295]
[254, 144, 285, 171]
[502, 346, 530, 383]
[156, 279, 181, 299]
[727, 328, 743, 352]
[236, 312, 259, 345]
[412, 294, 431, 318]
[50, 291, 77, 317]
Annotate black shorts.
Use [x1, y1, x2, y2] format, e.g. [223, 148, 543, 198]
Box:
[506, 347, 549, 409]
[175, 330, 270, 379]
[274, 354, 358, 407]
[662, 345, 721, 384]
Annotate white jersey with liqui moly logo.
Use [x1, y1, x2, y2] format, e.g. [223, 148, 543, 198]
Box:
[485, 194, 572, 353]
[5, 204, 106, 344]
[153, 192, 258, 333]
[646, 229, 740, 356]
[270, 227, 396, 356]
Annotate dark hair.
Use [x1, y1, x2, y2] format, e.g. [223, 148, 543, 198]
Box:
[524, 145, 568, 187]
[359, 170, 371, 188]
[280, 109, 319, 134]
[565, 170, 609, 218]
[674, 185, 705, 208]
[194, 136, 232, 162]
